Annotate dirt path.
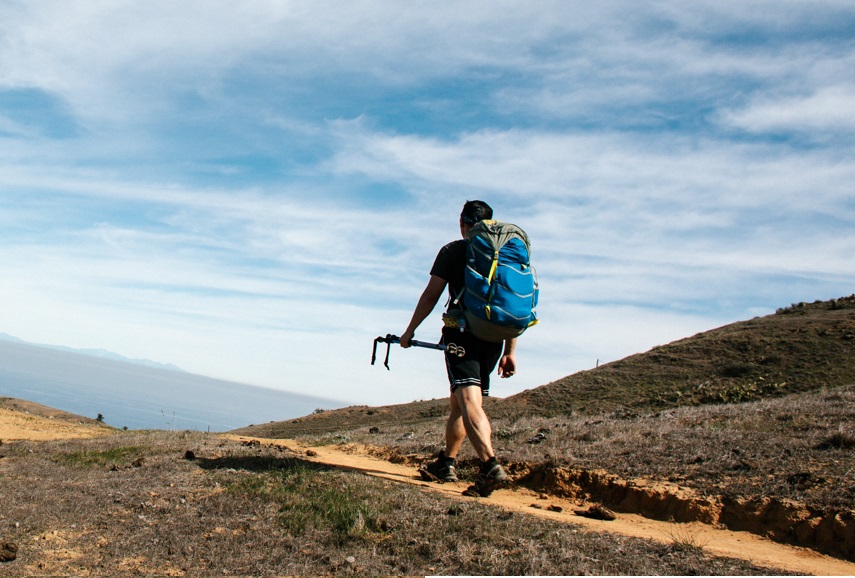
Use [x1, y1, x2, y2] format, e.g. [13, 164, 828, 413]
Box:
[228, 434, 855, 576]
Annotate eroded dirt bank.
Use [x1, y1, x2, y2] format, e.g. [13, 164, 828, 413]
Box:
[511, 462, 854, 563]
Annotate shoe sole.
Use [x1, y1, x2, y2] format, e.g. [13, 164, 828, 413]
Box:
[462, 476, 509, 498]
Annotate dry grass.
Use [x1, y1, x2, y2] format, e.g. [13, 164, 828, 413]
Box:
[0, 431, 781, 576]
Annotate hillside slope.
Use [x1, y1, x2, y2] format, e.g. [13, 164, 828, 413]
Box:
[236, 295, 855, 438]
[0, 398, 107, 427]
[0, 398, 113, 441]
[509, 295, 855, 417]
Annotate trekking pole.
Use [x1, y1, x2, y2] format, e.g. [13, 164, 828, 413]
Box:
[371, 334, 446, 370]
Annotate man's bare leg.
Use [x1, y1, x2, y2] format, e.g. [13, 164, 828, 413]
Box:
[451, 386, 495, 462]
[445, 393, 466, 458]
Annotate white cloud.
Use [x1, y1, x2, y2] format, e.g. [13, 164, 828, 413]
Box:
[720, 85, 855, 134]
[0, 1, 590, 124]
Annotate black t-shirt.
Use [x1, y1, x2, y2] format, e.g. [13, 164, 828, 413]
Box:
[430, 239, 466, 310]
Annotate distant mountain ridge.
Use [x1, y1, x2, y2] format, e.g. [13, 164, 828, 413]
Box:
[0, 332, 184, 372]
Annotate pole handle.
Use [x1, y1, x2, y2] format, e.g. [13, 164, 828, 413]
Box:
[370, 334, 445, 370]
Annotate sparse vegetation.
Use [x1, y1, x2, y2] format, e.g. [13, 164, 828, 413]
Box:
[222, 461, 390, 545]
[669, 524, 709, 555]
[56, 445, 145, 468]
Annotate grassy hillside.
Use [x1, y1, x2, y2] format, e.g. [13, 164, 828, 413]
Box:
[510, 295, 855, 417]
[236, 295, 855, 438]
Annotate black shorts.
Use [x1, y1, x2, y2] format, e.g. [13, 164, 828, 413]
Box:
[441, 327, 503, 396]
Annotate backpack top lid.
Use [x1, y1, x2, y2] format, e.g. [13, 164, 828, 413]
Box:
[468, 220, 531, 252]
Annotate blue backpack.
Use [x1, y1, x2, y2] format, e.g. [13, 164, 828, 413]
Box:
[455, 220, 539, 342]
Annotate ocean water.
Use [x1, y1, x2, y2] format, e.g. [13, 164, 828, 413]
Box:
[0, 340, 343, 431]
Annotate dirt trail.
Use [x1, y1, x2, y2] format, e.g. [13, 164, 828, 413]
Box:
[228, 434, 855, 577]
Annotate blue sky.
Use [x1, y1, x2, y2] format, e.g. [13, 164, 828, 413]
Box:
[1, 1, 854, 407]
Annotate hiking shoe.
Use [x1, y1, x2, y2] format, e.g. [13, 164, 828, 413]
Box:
[419, 457, 458, 483]
[463, 462, 509, 497]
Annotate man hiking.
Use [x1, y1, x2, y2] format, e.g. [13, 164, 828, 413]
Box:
[400, 200, 516, 497]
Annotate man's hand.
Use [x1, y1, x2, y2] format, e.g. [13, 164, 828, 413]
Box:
[498, 337, 517, 378]
[498, 353, 516, 378]
[400, 329, 414, 348]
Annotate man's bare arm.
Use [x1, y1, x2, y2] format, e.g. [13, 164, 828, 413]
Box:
[400, 275, 447, 347]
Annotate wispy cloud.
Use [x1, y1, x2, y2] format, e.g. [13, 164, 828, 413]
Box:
[720, 85, 855, 134]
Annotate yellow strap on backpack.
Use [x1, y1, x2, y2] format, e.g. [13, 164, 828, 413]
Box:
[487, 251, 499, 283]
